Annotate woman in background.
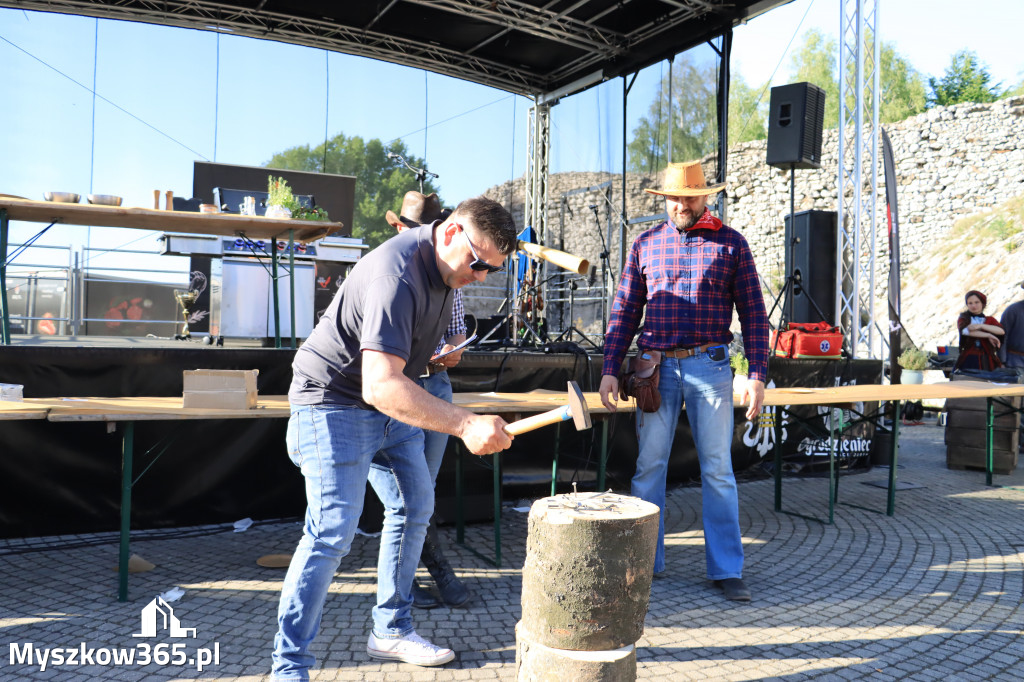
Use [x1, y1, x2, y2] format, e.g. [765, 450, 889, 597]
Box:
[954, 290, 1004, 372]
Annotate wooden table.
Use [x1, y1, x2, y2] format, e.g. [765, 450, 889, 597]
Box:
[0, 197, 343, 345]
[11, 380, 1022, 596]
[32, 396, 292, 600]
[747, 380, 1024, 522]
[11, 391, 630, 596]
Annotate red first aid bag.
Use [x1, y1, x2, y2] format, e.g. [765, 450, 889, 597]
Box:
[770, 321, 843, 359]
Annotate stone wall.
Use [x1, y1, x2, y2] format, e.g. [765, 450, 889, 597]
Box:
[469, 97, 1024, 346]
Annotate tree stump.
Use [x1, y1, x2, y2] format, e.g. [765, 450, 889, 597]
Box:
[515, 621, 636, 682]
[519, 492, 659, 652]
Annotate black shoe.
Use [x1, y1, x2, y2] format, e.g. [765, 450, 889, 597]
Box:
[434, 572, 472, 608]
[713, 578, 751, 602]
[411, 579, 440, 609]
[421, 515, 473, 608]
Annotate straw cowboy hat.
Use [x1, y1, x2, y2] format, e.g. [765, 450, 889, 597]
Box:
[385, 191, 445, 228]
[644, 160, 726, 197]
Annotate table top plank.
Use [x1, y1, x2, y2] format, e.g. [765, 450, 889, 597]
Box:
[6, 381, 1021, 422]
[0, 197, 342, 244]
[0, 400, 49, 419]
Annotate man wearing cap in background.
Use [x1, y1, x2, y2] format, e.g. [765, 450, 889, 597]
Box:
[271, 196, 516, 678]
[598, 160, 769, 602]
[378, 190, 472, 610]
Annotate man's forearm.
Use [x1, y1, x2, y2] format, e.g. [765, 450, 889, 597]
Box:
[366, 372, 471, 439]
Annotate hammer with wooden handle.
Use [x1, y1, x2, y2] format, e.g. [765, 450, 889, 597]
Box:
[504, 381, 593, 436]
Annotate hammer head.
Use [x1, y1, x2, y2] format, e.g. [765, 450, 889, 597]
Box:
[566, 381, 593, 430]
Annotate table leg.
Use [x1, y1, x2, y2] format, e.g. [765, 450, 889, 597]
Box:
[827, 410, 838, 525]
[271, 241, 281, 348]
[551, 422, 560, 496]
[493, 452, 501, 568]
[118, 421, 135, 602]
[773, 407, 783, 511]
[288, 229, 296, 350]
[1, 208, 10, 344]
[598, 419, 609, 491]
[455, 442, 464, 544]
[986, 397, 994, 487]
[887, 401, 901, 516]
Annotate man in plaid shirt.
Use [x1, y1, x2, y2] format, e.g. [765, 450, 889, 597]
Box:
[375, 192, 474, 610]
[598, 161, 769, 602]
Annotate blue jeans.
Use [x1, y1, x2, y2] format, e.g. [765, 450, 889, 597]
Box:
[271, 403, 433, 681]
[632, 353, 743, 579]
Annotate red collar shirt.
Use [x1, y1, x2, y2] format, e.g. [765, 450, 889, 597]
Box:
[602, 209, 770, 382]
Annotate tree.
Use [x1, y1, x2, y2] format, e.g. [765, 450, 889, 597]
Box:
[789, 29, 926, 126]
[928, 50, 1000, 107]
[790, 29, 840, 128]
[728, 75, 769, 144]
[878, 43, 926, 122]
[627, 54, 717, 174]
[265, 133, 441, 249]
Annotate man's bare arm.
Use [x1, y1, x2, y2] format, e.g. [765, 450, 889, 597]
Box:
[362, 349, 511, 455]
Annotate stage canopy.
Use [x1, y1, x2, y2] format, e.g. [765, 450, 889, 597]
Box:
[1, 0, 791, 98]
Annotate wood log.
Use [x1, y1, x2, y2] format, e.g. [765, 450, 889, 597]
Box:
[519, 492, 659, 651]
[515, 621, 636, 682]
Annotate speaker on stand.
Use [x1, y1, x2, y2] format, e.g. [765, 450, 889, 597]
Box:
[784, 210, 837, 324]
[765, 82, 828, 344]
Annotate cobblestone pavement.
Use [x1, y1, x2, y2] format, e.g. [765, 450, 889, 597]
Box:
[2, 420, 1022, 681]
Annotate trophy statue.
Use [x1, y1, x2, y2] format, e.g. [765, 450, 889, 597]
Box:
[173, 289, 199, 340]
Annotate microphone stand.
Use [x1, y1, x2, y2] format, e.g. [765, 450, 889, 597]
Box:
[388, 152, 438, 193]
[590, 204, 611, 347]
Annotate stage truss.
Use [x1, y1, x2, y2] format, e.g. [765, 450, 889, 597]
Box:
[837, 0, 881, 359]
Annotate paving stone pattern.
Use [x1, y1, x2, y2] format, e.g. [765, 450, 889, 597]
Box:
[2, 420, 1022, 681]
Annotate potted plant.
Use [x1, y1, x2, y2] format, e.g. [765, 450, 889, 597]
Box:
[266, 176, 301, 219]
[897, 347, 930, 384]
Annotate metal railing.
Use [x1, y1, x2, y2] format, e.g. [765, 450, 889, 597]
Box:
[4, 242, 189, 336]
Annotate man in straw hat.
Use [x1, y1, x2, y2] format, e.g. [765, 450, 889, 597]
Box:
[376, 191, 473, 610]
[272, 196, 517, 677]
[599, 160, 769, 602]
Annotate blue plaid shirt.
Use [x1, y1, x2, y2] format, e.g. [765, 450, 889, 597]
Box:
[434, 288, 466, 355]
[602, 212, 770, 382]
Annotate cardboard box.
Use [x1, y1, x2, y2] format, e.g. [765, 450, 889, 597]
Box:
[183, 369, 258, 410]
[0, 383, 24, 402]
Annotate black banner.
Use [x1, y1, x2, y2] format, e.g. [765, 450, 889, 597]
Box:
[745, 358, 884, 475]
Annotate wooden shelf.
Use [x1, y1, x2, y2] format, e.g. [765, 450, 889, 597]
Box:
[0, 197, 343, 244]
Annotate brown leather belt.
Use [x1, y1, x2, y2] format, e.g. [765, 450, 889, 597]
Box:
[662, 343, 715, 359]
[420, 363, 447, 378]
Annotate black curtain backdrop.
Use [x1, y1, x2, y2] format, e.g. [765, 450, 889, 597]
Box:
[0, 346, 880, 538]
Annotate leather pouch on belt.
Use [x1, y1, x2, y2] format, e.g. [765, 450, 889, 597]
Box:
[618, 349, 662, 413]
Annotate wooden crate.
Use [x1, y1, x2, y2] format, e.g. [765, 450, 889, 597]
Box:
[944, 425, 1017, 451]
[945, 444, 1018, 475]
[944, 391, 1020, 473]
[944, 409, 1019, 431]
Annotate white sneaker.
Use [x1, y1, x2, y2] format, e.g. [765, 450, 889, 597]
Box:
[366, 630, 455, 666]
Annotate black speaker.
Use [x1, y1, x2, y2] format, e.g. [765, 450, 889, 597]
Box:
[784, 210, 837, 324]
[766, 82, 826, 169]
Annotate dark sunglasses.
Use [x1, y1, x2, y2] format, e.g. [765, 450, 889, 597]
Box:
[462, 228, 505, 273]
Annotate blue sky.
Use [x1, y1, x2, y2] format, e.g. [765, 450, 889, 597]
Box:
[1, 0, 1021, 271]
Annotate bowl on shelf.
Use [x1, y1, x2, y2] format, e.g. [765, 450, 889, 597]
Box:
[86, 194, 123, 206]
[43, 191, 81, 203]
